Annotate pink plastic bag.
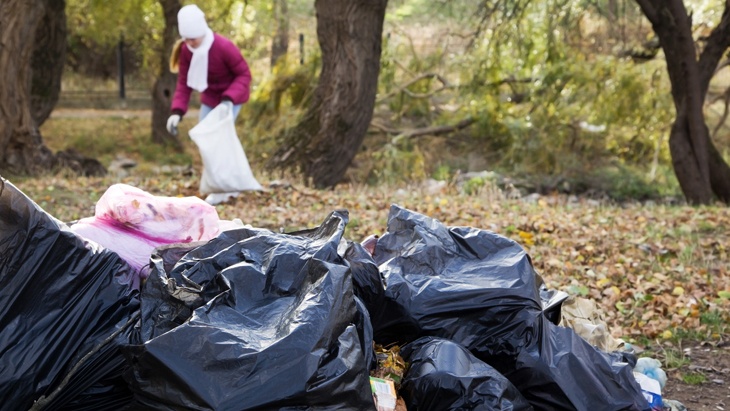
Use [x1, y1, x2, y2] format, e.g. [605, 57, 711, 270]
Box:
[70, 184, 220, 288]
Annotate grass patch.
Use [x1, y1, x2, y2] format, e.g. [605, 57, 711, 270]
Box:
[661, 348, 691, 370]
[41, 115, 197, 170]
[680, 372, 707, 385]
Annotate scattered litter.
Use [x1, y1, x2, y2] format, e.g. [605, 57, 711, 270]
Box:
[348, 205, 650, 410]
[69, 183, 220, 288]
[371, 377, 397, 411]
[662, 398, 688, 411]
[399, 337, 533, 411]
[0, 180, 140, 410]
[124, 210, 375, 409]
[635, 357, 668, 389]
[560, 295, 627, 353]
[2, 179, 681, 410]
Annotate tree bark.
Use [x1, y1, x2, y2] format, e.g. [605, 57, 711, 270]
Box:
[268, 0, 389, 188]
[636, 0, 730, 204]
[0, 0, 58, 175]
[270, 0, 289, 69]
[151, 0, 183, 150]
[30, 0, 67, 126]
[0, 0, 105, 177]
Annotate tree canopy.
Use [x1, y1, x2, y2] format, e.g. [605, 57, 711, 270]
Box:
[2, 0, 730, 203]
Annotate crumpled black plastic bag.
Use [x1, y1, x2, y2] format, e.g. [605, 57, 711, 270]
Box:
[124, 210, 375, 410]
[400, 337, 533, 411]
[0, 179, 140, 411]
[352, 204, 649, 411]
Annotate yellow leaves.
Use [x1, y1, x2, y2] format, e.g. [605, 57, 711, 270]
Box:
[372, 344, 407, 386]
[518, 230, 534, 247]
[671, 286, 684, 296]
[596, 277, 612, 288]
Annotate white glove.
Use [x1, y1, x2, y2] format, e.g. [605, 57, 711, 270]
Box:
[166, 114, 181, 135]
[218, 100, 234, 114]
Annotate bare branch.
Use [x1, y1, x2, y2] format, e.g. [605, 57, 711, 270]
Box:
[698, 3, 730, 92]
[392, 117, 476, 144]
[635, 0, 658, 23]
[376, 73, 452, 102]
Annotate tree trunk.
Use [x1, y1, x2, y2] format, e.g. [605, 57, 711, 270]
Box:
[268, 0, 388, 188]
[151, 0, 183, 150]
[0, 0, 58, 175]
[636, 0, 730, 204]
[270, 0, 289, 69]
[30, 0, 67, 126]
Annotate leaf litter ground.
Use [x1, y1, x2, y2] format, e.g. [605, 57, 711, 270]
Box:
[10, 175, 729, 409]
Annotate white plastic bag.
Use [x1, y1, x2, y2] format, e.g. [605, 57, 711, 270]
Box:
[69, 184, 221, 288]
[189, 104, 262, 200]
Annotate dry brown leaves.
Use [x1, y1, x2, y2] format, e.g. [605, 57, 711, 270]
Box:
[10, 175, 730, 343]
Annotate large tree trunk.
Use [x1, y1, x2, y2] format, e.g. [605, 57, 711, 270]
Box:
[0, 0, 105, 177]
[270, 0, 289, 69]
[0, 0, 59, 175]
[30, 0, 67, 126]
[636, 0, 730, 204]
[151, 0, 183, 150]
[268, 0, 388, 188]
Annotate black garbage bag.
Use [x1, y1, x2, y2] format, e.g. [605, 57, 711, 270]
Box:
[400, 337, 533, 411]
[124, 210, 375, 410]
[353, 295, 378, 372]
[352, 204, 648, 411]
[0, 179, 140, 411]
[346, 237, 568, 329]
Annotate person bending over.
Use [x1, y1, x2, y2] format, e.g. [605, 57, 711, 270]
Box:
[166, 4, 252, 135]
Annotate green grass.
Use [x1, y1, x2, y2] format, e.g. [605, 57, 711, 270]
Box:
[40, 115, 196, 169]
[660, 348, 691, 370]
[680, 372, 707, 385]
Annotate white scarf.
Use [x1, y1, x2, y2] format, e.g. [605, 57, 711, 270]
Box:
[186, 28, 215, 92]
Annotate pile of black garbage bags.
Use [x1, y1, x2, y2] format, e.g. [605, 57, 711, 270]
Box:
[0, 180, 651, 410]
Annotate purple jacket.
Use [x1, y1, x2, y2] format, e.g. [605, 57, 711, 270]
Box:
[171, 33, 252, 116]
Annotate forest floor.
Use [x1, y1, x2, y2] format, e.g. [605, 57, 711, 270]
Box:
[648, 341, 729, 410]
[28, 108, 730, 410]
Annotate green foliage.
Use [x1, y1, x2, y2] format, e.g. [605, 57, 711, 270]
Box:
[56, 0, 730, 202]
[661, 348, 691, 369]
[700, 309, 729, 335]
[366, 143, 428, 185]
[681, 372, 707, 385]
[571, 163, 682, 201]
[64, 0, 289, 77]
[432, 164, 451, 181]
[431, 0, 677, 191]
[241, 54, 320, 161]
[66, 0, 160, 77]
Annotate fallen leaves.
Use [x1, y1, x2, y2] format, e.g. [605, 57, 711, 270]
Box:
[10, 175, 730, 343]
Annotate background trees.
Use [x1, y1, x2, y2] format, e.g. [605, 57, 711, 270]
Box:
[635, 0, 730, 204]
[0, 0, 61, 175]
[267, 0, 389, 188]
[2, 0, 730, 204]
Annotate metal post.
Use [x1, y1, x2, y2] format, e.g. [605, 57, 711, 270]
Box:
[117, 34, 126, 100]
[299, 33, 304, 65]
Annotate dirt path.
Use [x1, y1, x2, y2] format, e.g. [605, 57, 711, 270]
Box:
[660, 342, 729, 410]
